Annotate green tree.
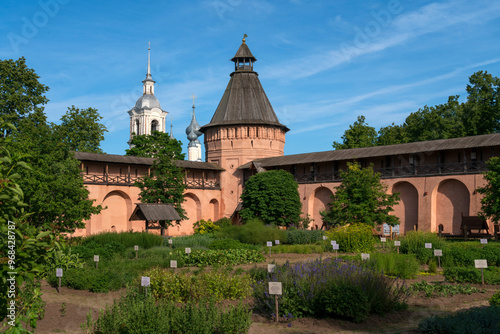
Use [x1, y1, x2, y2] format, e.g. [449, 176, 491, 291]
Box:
[461, 71, 500, 136]
[8, 111, 102, 233]
[126, 131, 183, 158]
[240, 170, 302, 227]
[1, 119, 58, 333]
[477, 157, 500, 224]
[321, 162, 400, 227]
[56, 105, 107, 153]
[376, 123, 407, 146]
[127, 132, 186, 235]
[0, 57, 49, 130]
[333, 115, 377, 150]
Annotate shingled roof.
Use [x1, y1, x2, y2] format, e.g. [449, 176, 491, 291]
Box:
[200, 41, 289, 132]
[73, 151, 224, 171]
[129, 203, 181, 221]
[238, 133, 500, 169]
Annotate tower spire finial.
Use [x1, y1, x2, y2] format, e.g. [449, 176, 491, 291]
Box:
[147, 42, 151, 78]
[242, 33, 248, 43]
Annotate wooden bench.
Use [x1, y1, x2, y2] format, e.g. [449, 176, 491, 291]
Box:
[460, 213, 489, 236]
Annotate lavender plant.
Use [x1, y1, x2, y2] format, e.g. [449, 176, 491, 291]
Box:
[253, 258, 408, 322]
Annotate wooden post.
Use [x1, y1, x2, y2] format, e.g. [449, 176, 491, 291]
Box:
[275, 295, 279, 323]
[58, 277, 61, 292]
[463, 225, 468, 241]
[390, 226, 393, 240]
[494, 223, 499, 241]
[481, 268, 484, 285]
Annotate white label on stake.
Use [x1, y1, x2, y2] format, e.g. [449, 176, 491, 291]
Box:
[268, 264, 276, 273]
[394, 241, 401, 247]
[185, 248, 191, 254]
[380, 237, 386, 242]
[56, 268, 63, 277]
[134, 245, 139, 251]
[361, 253, 370, 261]
[475, 259, 488, 269]
[141, 276, 150, 287]
[269, 282, 282, 295]
[330, 240, 337, 246]
[434, 249, 442, 257]
[425, 243, 432, 249]
[168, 238, 173, 244]
[332, 244, 339, 250]
[480, 239, 488, 245]
[170, 260, 177, 268]
[267, 241, 272, 247]
[275, 240, 280, 245]
[323, 236, 327, 240]
[94, 255, 99, 262]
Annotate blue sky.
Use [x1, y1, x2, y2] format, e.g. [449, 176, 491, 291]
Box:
[1, 0, 500, 157]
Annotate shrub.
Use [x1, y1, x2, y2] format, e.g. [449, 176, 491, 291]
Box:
[285, 229, 324, 245]
[184, 249, 265, 267]
[398, 231, 446, 264]
[324, 223, 376, 253]
[442, 242, 500, 267]
[419, 306, 500, 334]
[71, 241, 125, 261]
[369, 252, 420, 279]
[214, 217, 232, 228]
[490, 292, 500, 306]
[209, 238, 258, 251]
[193, 219, 220, 234]
[147, 267, 253, 302]
[80, 231, 163, 249]
[319, 283, 369, 323]
[166, 233, 215, 249]
[253, 258, 407, 321]
[217, 219, 286, 246]
[444, 266, 500, 284]
[410, 281, 483, 297]
[92, 288, 252, 334]
[272, 244, 324, 254]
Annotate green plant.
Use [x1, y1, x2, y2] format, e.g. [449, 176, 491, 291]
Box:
[209, 238, 258, 251]
[428, 259, 438, 274]
[60, 302, 66, 317]
[490, 292, 500, 306]
[184, 249, 266, 267]
[369, 252, 420, 279]
[398, 231, 447, 264]
[93, 288, 252, 334]
[419, 306, 500, 334]
[285, 229, 324, 245]
[410, 281, 483, 298]
[167, 233, 215, 249]
[79, 231, 163, 249]
[193, 219, 220, 234]
[217, 219, 286, 246]
[444, 266, 500, 284]
[319, 282, 369, 322]
[324, 223, 376, 253]
[273, 244, 325, 254]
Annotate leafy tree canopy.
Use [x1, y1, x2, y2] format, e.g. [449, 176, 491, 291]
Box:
[0, 57, 49, 129]
[335, 71, 500, 149]
[126, 131, 184, 159]
[240, 169, 302, 227]
[127, 132, 186, 235]
[321, 162, 400, 228]
[55, 105, 107, 153]
[333, 115, 377, 150]
[477, 157, 500, 223]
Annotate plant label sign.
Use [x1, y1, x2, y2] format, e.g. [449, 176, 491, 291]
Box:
[361, 253, 370, 261]
[480, 239, 488, 245]
[434, 249, 442, 257]
[269, 282, 282, 295]
[394, 241, 401, 247]
[94, 255, 99, 262]
[330, 240, 337, 246]
[56, 268, 63, 277]
[425, 243, 432, 249]
[168, 238, 173, 245]
[268, 264, 276, 273]
[170, 260, 177, 268]
[380, 237, 386, 243]
[332, 244, 339, 250]
[323, 236, 327, 240]
[185, 248, 191, 254]
[141, 276, 150, 287]
[267, 241, 272, 247]
[475, 259, 488, 269]
[275, 240, 280, 245]
[134, 245, 139, 251]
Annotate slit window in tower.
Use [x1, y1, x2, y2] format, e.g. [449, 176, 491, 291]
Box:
[135, 120, 140, 135]
[151, 120, 158, 132]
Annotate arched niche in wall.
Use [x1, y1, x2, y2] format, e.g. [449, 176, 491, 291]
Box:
[209, 199, 220, 221]
[100, 190, 133, 233]
[309, 186, 333, 229]
[433, 179, 470, 234]
[392, 181, 419, 234]
[184, 193, 202, 224]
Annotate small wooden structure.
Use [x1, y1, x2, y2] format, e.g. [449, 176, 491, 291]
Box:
[130, 203, 181, 236]
[460, 213, 489, 239]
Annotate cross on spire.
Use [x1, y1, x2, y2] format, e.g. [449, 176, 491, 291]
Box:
[147, 42, 151, 78]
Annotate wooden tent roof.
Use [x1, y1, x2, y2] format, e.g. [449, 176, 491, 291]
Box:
[129, 203, 181, 221]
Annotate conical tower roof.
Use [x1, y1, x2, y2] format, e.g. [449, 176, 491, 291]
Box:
[200, 38, 289, 132]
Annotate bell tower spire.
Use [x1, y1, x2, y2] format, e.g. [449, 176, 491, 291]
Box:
[143, 42, 155, 95]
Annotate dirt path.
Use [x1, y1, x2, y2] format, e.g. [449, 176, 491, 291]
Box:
[34, 254, 498, 334]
